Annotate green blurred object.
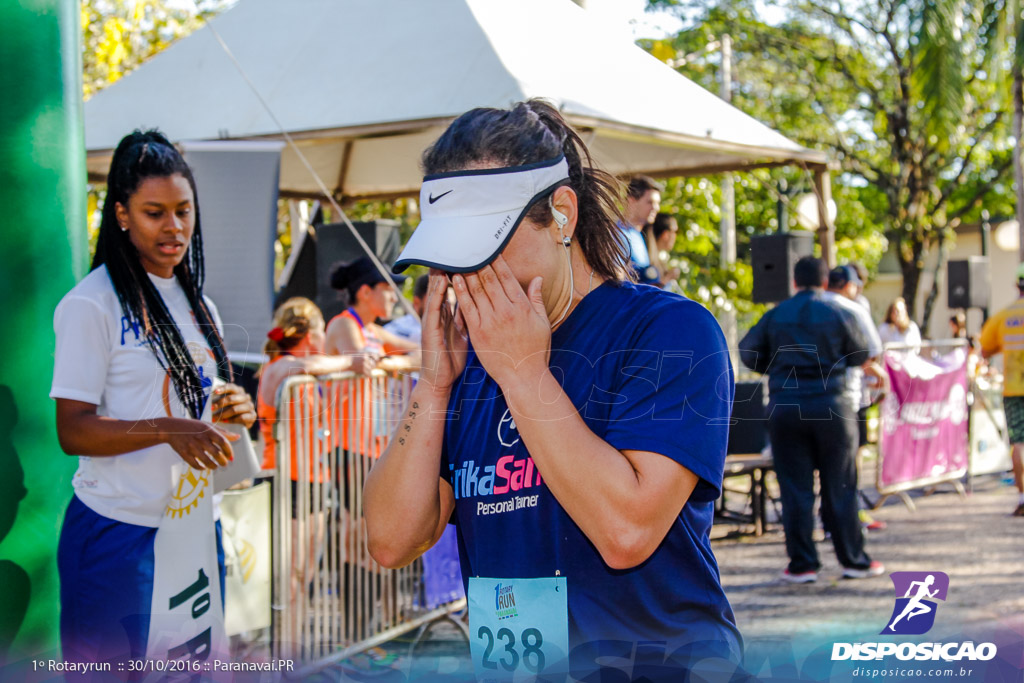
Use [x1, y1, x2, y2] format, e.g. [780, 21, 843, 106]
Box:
[0, 0, 85, 665]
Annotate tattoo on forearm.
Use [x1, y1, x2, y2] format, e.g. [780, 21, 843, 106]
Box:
[395, 402, 421, 448]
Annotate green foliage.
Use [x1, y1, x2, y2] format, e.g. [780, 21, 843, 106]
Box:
[643, 0, 1016, 330]
[82, 0, 226, 99]
[82, 0, 229, 257]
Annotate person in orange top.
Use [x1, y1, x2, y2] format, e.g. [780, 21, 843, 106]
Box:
[979, 263, 1024, 517]
[257, 297, 373, 618]
[325, 257, 420, 371]
[258, 297, 374, 476]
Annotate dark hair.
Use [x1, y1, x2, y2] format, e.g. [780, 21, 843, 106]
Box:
[421, 99, 631, 282]
[793, 256, 827, 288]
[330, 256, 406, 301]
[92, 129, 231, 420]
[626, 175, 664, 200]
[884, 297, 910, 332]
[949, 311, 967, 338]
[650, 212, 677, 240]
[413, 274, 430, 300]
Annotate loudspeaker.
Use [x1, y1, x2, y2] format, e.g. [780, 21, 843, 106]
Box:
[274, 220, 402, 323]
[751, 232, 815, 303]
[727, 380, 768, 455]
[947, 257, 990, 309]
[274, 228, 318, 310]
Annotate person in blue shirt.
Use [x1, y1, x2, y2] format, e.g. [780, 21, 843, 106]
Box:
[364, 100, 745, 682]
[620, 175, 664, 285]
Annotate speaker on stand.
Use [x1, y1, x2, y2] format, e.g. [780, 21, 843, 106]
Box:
[947, 257, 990, 310]
[750, 232, 816, 303]
[315, 221, 401, 323]
[274, 220, 402, 323]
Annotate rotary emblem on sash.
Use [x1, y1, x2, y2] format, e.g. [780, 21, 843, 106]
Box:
[167, 467, 210, 518]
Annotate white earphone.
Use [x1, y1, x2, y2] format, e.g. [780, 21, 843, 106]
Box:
[549, 194, 570, 247]
[549, 194, 569, 227]
[549, 193, 576, 327]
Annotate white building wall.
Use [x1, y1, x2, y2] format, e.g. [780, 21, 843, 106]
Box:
[863, 229, 1019, 340]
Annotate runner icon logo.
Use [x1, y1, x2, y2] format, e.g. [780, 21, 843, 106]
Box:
[883, 571, 949, 635]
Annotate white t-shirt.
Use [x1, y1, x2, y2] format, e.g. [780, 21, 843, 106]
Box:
[879, 321, 922, 349]
[823, 290, 883, 410]
[383, 313, 421, 343]
[50, 266, 224, 527]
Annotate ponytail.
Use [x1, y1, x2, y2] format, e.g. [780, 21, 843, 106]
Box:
[264, 297, 323, 359]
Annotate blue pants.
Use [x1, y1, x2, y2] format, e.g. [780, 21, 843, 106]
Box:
[58, 495, 225, 665]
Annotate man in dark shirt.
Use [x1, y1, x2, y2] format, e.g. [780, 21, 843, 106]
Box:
[739, 256, 884, 583]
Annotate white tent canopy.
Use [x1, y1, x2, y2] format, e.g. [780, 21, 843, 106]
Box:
[84, 0, 828, 201]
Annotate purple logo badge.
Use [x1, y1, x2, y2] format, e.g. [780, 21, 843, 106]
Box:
[882, 571, 949, 635]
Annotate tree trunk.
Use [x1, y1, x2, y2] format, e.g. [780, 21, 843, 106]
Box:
[900, 251, 923, 323]
[922, 230, 948, 338]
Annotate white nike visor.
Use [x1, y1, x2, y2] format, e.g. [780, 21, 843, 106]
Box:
[392, 155, 570, 273]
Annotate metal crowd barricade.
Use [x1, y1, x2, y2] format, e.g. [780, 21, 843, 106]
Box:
[875, 339, 970, 509]
[270, 369, 465, 670]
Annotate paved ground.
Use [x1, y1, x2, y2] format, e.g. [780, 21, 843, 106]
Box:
[310, 469, 1024, 681]
[719, 474, 1023, 641]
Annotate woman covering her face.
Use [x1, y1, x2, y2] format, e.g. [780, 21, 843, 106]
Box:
[50, 130, 256, 664]
[364, 100, 744, 682]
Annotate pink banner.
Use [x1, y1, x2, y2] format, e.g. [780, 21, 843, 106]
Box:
[879, 347, 969, 490]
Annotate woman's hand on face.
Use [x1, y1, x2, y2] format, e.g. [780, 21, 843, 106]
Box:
[452, 256, 550, 389]
[160, 417, 240, 470]
[419, 269, 468, 393]
[211, 383, 257, 428]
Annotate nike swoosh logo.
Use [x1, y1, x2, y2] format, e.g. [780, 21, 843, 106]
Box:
[428, 190, 453, 204]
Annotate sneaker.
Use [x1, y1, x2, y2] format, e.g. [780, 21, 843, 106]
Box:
[859, 510, 887, 531]
[1013, 503, 1024, 517]
[781, 569, 818, 584]
[843, 561, 885, 579]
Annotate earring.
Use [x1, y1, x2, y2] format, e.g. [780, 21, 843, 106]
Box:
[562, 235, 572, 247]
[120, 224, 128, 232]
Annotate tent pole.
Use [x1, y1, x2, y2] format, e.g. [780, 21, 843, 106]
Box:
[718, 33, 738, 367]
[814, 168, 836, 268]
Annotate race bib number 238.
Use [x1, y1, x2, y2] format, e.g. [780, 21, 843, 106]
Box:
[468, 576, 569, 682]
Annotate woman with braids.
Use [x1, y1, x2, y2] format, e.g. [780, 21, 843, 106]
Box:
[364, 101, 744, 682]
[50, 130, 256, 664]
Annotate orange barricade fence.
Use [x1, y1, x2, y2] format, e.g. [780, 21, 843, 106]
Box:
[271, 370, 466, 667]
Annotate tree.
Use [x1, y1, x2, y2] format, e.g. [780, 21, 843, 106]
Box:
[82, 0, 228, 246]
[646, 0, 1015, 332]
[980, 0, 1023, 259]
[82, 0, 226, 99]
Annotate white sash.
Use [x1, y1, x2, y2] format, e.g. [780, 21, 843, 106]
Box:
[145, 463, 227, 664]
[145, 396, 228, 665]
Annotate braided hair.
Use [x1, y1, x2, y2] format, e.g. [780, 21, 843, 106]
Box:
[92, 129, 232, 420]
[421, 99, 632, 282]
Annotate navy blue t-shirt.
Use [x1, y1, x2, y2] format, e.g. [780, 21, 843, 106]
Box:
[441, 280, 742, 676]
